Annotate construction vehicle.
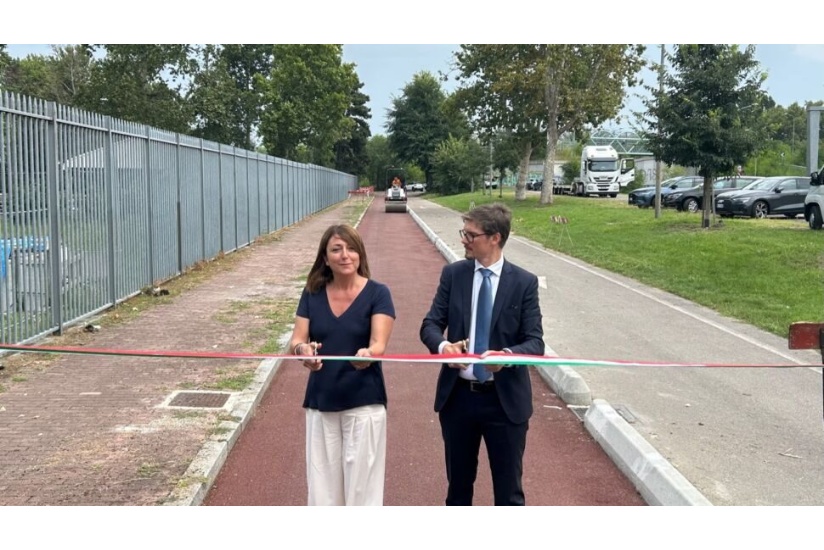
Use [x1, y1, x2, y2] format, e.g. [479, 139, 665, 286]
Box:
[568, 145, 635, 197]
[384, 168, 408, 213]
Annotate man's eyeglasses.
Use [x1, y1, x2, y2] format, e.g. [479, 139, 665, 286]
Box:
[459, 229, 489, 242]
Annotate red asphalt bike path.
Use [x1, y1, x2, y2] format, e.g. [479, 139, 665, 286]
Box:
[203, 196, 646, 506]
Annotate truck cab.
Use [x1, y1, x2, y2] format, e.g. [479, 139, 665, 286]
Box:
[571, 145, 633, 197]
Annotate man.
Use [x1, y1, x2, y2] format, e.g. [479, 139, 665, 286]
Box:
[420, 203, 544, 505]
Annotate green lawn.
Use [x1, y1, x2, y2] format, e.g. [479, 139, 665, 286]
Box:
[429, 189, 824, 337]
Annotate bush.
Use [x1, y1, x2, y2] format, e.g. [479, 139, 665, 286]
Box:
[624, 170, 646, 193]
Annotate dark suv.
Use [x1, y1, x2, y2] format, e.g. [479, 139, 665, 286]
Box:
[663, 176, 760, 212]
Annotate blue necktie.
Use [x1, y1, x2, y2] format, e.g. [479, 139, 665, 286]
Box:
[473, 268, 493, 382]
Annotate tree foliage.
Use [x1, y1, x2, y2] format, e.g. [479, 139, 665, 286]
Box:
[432, 136, 488, 195]
[641, 44, 770, 227]
[365, 135, 399, 189]
[77, 44, 196, 133]
[258, 44, 357, 166]
[188, 45, 242, 145]
[333, 79, 372, 176]
[491, 131, 522, 182]
[386, 71, 453, 185]
[453, 45, 545, 200]
[454, 44, 645, 204]
[188, 44, 273, 149]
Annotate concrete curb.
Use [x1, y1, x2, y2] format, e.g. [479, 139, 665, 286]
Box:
[409, 207, 460, 264]
[163, 357, 283, 506]
[535, 363, 592, 407]
[408, 203, 712, 506]
[585, 400, 712, 506]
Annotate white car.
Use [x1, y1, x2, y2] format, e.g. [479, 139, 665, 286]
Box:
[805, 168, 824, 229]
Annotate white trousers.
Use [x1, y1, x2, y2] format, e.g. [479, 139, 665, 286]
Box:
[305, 404, 387, 506]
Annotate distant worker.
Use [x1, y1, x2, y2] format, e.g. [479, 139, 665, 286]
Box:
[391, 176, 402, 188]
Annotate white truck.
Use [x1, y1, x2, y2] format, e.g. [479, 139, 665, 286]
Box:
[568, 145, 635, 197]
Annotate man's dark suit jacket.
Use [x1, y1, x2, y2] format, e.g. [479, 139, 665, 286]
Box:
[420, 258, 545, 424]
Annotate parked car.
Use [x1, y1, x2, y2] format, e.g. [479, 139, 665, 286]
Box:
[664, 176, 760, 212]
[408, 182, 425, 192]
[715, 176, 811, 219]
[484, 180, 498, 189]
[627, 176, 703, 208]
[804, 169, 824, 229]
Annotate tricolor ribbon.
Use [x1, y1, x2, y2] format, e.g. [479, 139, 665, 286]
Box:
[0, 343, 817, 368]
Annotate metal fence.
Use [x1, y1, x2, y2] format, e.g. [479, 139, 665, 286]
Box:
[0, 91, 357, 345]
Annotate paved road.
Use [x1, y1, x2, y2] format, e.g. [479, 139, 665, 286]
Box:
[409, 196, 824, 505]
[204, 195, 646, 506]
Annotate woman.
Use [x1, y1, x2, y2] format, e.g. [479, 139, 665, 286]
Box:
[288, 224, 395, 506]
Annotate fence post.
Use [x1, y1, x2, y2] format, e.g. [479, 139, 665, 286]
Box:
[145, 126, 155, 285]
[105, 115, 116, 306]
[176, 132, 183, 275]
[46, 101, 63, 333]
[200, 138, 206, 263]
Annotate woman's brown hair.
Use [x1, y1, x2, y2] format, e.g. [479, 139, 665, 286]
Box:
[305, 224, 371, 293]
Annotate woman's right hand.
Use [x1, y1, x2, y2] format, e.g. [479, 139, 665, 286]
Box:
[298, 342, 323, 371]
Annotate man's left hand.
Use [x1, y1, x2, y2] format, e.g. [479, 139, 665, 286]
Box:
[478, 349, 511, 373]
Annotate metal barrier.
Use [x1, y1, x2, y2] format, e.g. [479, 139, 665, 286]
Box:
[0, 90, 358, 344]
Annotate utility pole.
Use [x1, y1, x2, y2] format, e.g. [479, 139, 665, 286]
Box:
[654, 44, 664, 219]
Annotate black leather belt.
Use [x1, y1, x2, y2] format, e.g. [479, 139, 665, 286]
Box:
[457, 377, 496, 393]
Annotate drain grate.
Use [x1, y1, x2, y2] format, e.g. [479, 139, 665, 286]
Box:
[612, 404, 637, 424]
[568, 405, 588, 422]
[168, 391, 230, 408]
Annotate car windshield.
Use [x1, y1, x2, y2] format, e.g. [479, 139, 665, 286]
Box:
[588, 160, 618, 172]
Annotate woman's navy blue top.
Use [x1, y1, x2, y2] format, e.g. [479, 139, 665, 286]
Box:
[297, 279, 395, 411]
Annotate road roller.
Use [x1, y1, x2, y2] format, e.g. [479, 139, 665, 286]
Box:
[384, 169, 408, 213]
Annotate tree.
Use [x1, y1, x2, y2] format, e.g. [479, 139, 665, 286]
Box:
[365, 135, 399, 189]
[491, 130, 522, 196]
[47, 45, 93, 106]
[77, 44, 196, 133]
[453, 45, 644, 204]
[432, 136, 489, 195]
[0, 45, 92, 107]
[188, 45, 241, 145]
[258, 44, 357, 165]
[188, 45, 275, 149]
[0, 44, 10, 69]
[641, 44, 770, 228]
[0, 53, 52, 99]
[386, 71, 451, 186]
[220, 44, 274, 149]
[453, 45, 546, 201]
[333, 79, 372, 177]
